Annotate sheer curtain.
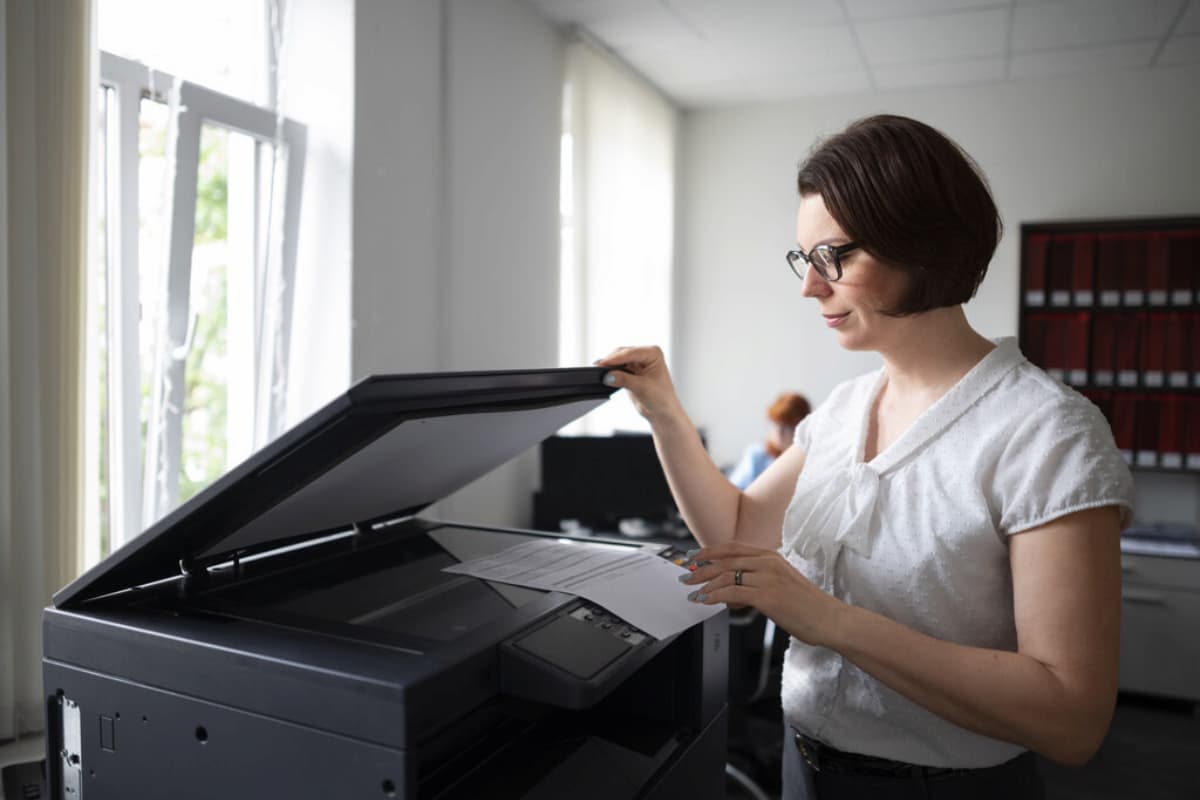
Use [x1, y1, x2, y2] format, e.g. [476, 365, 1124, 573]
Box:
[559, 40, 677, 435]
[1, 0, 93, 740]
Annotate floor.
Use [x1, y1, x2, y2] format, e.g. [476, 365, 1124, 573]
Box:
[725, 692, 1200, 800]
[4, 694, 1197, 799]
[1037, 693, 1200, 800]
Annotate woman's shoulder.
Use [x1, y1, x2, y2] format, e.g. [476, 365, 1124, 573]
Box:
[996, 362, 1108, 428]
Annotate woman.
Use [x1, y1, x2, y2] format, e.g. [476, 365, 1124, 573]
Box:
[728, 392, 811, 490]
[596, 115, 1132, 799]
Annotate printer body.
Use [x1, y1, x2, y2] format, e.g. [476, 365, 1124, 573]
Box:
[42, 369, 728, 799]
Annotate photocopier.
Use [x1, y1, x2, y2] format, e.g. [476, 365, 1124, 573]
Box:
[42, 368, 728, 799]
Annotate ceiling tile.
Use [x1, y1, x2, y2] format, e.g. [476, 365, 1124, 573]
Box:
[1177, 0, 1200, 35]
[873, 56, 1005, 90]
[1010, 40, 1158, 77]
[856, 7, 1009, 64]
[618, 45, 738, 86]
[1158, 34, 1200, 64]
[663, 77, 760, 109]
[667, 0, 846, 31]
[721, 24, 864, 76]
[752, 68, 874, 99]
[1012, 0, 1183, 52]
[844, 0, 1010, 21]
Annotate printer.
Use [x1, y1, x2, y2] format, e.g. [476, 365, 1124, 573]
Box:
[42, 368, 728, 799]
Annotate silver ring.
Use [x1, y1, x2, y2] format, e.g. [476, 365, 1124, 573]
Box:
[734, 569, 744, 587]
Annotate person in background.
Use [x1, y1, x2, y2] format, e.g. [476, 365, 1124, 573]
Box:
[728, 392, 811, 490]
[596, 114, 1132, 800]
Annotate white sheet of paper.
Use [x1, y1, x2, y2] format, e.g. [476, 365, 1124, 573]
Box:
[442, 538, 724, 640]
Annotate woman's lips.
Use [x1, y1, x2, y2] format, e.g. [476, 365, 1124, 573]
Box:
[823, 312, 850, 328]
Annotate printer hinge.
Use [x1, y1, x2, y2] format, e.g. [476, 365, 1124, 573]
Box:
[57, 694, 83, 798]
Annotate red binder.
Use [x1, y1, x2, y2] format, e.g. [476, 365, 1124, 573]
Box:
[1166, 313, 1190, 388]
[1090, 315, 1116, 387]
[1043, 316, 1066, 381]
[1022, 233, 1049, 307]
[1134, 396, 1159, 467]
[1022, 315, 1047, 367]
[1121, 235, 1147, 306]
[1167, 232, 1195, 306]
[1071, 235, 1095, 306]
[1193, 311, 1200, 388]
[1047, 237, 1074, 307]
[1159, 396, 1183, 469]
[1111, 394, 1136, 464]
[1065, 314, 1089, 386]
[1141, 313, 1166, 387]
[1115, 315, 1142, 387]
[1188, 398, 1200, 470]
[1146, 232, 1169, 306]
[1095, 234, 1123, 307]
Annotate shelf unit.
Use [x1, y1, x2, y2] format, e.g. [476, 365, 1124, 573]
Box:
[1018, 217, 1200, 472]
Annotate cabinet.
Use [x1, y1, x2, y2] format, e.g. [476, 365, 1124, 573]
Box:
[1018, 218, 1200, 471]
[1118, 551, 1200, 702]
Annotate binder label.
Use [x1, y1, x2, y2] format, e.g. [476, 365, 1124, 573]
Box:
[1144, 372, 1164, 388]
[1171, 289, 1193, 305]
[1161, 453, 1183, 469]
[1148, 290, 1168, 306]
[1118, 371, 1139, 387]
[1073, 290, 1094, 306]
[1100, 291, 1121, 307]
[1050, 291, 1071, 307]
[1068, 370, 1088, 386]
[1135, 451, 1158, 467]
[1024, 291, 1045, 307]
[1189, 454, 1200, 471]
[1093, 371, 1114, 387]
[1123, 290, 1145, 305]
[1169, 371, 1189, 388]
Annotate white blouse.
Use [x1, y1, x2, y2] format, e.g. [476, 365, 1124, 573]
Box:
[780, 337, 1133, 768]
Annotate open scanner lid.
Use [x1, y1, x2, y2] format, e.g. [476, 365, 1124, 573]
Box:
[55, 367, 618, 608]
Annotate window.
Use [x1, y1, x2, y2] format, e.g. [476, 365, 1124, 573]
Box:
[85, 24, 305, 565]
[558, 42, 677, 435]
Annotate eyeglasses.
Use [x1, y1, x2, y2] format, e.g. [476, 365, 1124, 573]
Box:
[785, 242, 860, 283]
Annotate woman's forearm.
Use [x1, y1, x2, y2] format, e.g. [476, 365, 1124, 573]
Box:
[648, 409, 743, 547]
[826, 603, 1115, 765]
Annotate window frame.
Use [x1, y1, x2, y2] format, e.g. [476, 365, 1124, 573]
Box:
[95, 51, 306, 554]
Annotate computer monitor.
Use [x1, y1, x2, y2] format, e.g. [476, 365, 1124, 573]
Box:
[534, 433, 680, 533]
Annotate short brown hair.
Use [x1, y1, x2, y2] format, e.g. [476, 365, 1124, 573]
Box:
[767, 392, 810, 426]
[796, 114, 1001, 315]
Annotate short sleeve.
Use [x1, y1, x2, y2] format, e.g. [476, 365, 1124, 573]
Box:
[993, 397, 1134, 535]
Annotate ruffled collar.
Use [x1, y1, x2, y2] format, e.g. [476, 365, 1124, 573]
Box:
[785, 338, 1025, 561]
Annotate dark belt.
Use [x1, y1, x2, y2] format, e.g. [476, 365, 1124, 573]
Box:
[792, 730, 961, 779]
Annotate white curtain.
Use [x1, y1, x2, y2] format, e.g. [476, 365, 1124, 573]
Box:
[1, 0, 93, 740]
[560, 40, 677, 435]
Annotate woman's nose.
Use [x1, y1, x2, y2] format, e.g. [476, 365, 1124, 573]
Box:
[801, 264, 831, 298]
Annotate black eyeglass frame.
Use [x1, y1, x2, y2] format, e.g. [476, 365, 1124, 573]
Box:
[785, 242, 861, 283]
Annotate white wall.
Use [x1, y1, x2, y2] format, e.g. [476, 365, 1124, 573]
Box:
[677, 65, 1200, 492]
[353, 0, 563, 527]
[283, 0, 354, 427]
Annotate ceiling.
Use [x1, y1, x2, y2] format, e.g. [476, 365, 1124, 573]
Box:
[525, 0, 1200, 108]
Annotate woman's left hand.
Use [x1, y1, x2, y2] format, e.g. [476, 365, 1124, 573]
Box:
[680, 541, 845, 648]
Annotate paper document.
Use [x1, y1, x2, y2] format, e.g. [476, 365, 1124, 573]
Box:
[443, 538, 724, 640]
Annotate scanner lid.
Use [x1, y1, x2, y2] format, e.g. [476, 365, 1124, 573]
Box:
[55, 367, 617, 607]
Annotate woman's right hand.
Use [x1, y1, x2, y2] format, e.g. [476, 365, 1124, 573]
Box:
[594, 345, 683, 424]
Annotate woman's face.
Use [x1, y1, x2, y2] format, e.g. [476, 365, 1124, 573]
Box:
[795, 193, 911, 352]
